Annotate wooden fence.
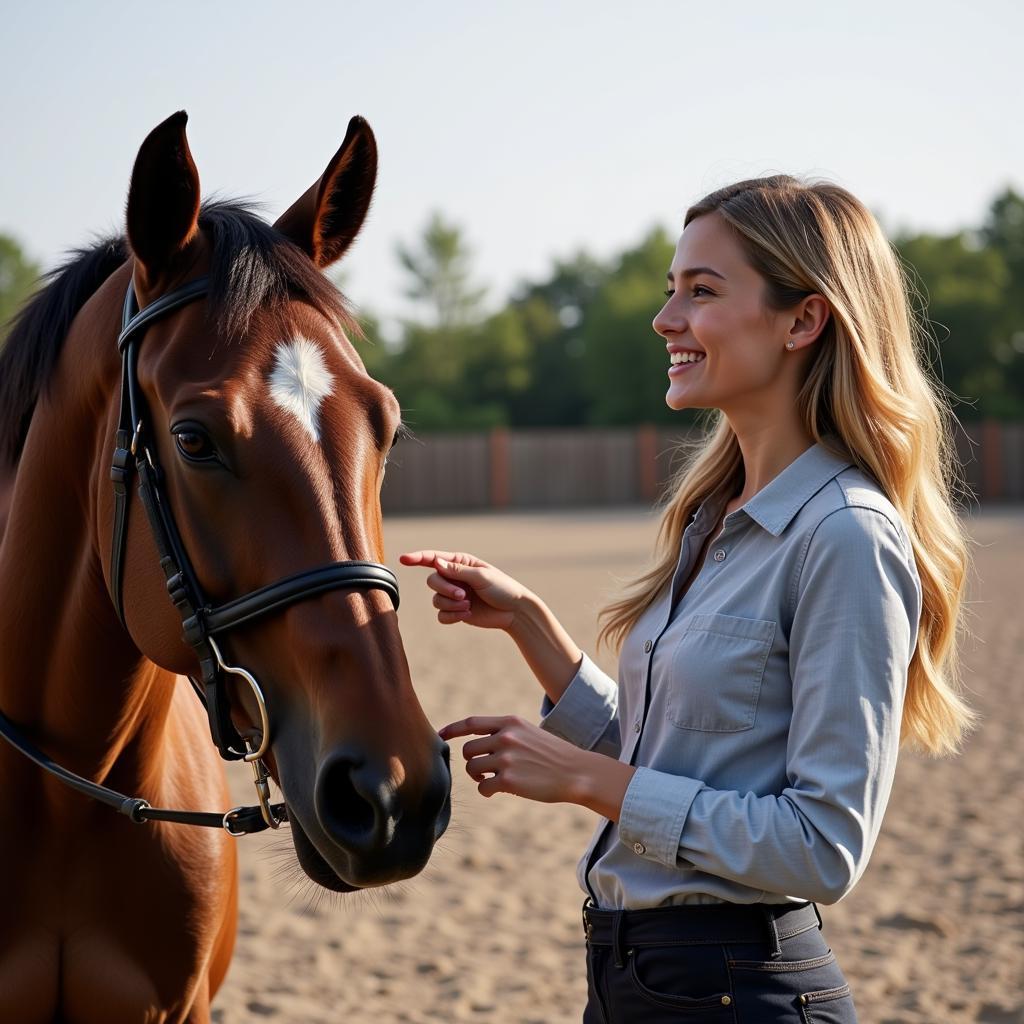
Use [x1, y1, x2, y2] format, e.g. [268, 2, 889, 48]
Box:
[380, 420, 1024, 514]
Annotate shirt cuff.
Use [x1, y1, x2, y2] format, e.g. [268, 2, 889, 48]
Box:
[618, 766, 704, 868]
[538, 651, 618, 750]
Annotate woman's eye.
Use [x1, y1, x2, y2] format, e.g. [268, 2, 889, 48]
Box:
[173, 428, 217, 462]
[663, 286, 712, 298]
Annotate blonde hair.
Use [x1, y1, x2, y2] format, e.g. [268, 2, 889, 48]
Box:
[597, 175, 977, 757]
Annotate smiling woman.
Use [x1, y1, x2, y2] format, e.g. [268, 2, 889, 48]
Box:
[401, 174, 975, 1023]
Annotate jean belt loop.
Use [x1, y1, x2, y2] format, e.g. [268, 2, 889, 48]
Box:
[612, 910, 627, 969]
[812, 902, 824, 931]
[582, 898, 594, 943]
[762, 907, 783, 959]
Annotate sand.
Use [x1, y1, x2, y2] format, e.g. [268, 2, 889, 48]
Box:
[211, 507, 1024, 1024]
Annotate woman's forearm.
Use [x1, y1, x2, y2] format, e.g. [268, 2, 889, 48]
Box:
[506, 591, 584, 705]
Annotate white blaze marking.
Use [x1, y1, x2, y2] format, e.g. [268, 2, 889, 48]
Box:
[268, 337, 335, 443]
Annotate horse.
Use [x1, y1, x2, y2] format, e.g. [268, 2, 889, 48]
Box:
[0, 110, 452, 1023]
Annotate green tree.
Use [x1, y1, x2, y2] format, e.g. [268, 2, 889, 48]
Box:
[896, 225, 1021, 419]
[576, 226, 691, 426]
[395, 212, 486, 331]
[978, 188, 1024, 412]
[380, 214, 492, 429]
[0, 234, 40, 343]
[507, 253, 606, 426]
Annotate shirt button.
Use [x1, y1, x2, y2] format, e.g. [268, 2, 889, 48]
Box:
[643, 639, 653, 653]
[633, 842, 646, 855]
[713, 548, 727, 562]
[634, 720, 641, 733]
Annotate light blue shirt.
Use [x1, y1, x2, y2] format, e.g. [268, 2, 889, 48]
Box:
[539, 440, 922, 909]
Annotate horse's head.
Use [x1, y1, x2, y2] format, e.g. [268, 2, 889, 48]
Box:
[110, 111, 450, 890]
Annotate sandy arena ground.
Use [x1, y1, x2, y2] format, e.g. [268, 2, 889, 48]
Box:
[212, 507, 1023, 1024]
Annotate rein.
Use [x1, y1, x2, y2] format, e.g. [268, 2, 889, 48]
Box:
[0, 273, 401, 835]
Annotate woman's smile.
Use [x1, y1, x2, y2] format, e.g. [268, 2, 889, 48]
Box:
[667, 352, 706, 377]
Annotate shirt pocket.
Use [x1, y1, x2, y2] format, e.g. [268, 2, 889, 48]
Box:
[666, 612, 777, 733]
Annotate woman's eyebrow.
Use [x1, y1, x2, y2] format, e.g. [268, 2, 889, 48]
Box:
[666, 266, 728, 283]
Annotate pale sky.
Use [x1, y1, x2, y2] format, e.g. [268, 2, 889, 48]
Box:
[2, 1, 1021, 337]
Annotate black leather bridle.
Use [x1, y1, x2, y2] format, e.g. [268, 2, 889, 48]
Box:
[0, 273, 401, 835]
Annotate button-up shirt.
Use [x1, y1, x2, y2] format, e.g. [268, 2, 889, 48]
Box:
[539, 440, 922, 909]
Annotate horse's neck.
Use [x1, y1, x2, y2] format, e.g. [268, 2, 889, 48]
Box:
[0, 319, 172, 783]
[0, 461, 14, 552]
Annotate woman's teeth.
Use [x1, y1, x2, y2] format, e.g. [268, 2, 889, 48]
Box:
[670, 351, 706, 364]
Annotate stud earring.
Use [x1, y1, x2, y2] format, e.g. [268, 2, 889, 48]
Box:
[786, 340, 795, 349]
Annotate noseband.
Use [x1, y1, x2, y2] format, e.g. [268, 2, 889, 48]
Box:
[0, 273, 401, 834]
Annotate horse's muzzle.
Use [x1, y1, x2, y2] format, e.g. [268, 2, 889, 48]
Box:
[310, 736, 452, 885]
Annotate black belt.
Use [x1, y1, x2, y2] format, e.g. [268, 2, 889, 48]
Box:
[583, 899, 822, 955]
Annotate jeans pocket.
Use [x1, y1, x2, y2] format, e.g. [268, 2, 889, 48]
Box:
[727, 950, 837, 974]
[667, 613, 775, 732]
[798, 983, 857, 1024]
[626, 944, 736, 1016]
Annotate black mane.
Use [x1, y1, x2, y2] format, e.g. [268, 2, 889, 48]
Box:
[0, 198, 357, 465]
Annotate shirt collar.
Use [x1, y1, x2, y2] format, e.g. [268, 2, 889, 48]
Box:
[695, 439, 854, 538]
[742, 440, 853, 535]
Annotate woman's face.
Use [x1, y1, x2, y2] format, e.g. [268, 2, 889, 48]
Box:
[654, 211, 799, 416]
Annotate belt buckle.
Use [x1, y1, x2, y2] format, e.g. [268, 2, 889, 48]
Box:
[582, 899, 595, 944]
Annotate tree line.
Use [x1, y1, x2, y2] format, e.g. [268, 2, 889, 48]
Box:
[3, 189, 1022, 430]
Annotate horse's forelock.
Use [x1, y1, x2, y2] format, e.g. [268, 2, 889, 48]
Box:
[198, 199, 360, 343]
[0, 200, 363, 467]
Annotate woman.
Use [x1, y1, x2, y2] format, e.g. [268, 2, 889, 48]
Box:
[400, 175, 975, 1023]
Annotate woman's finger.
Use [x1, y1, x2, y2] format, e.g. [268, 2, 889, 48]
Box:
[464, 752, 502, 779]
[399, 549, 459, 566]
[400, 549, 489, 569]
[433, 593, 471, 612]
[476, 774, 505, 798]
[434, 559, 490, 590]
[426, 571, 466, 601]
[439, 715, 511, 740]
[460, 735, 498, 760]
[437, 610, 472, 625]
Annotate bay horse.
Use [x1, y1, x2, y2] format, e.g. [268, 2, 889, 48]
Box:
[0, 111, 451, 1023]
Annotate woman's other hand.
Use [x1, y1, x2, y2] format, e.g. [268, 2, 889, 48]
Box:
[398, 550, 529, 631]
[439, 715, 636, 818]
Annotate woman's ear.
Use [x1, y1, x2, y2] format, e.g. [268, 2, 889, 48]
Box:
[125, 110, 201, 290]
[787, 294, 832, 349]
[274, 115, 378, 270]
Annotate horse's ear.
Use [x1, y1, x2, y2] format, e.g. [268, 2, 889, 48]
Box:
[126, 111, 201, 287]
[274, 115, 378, 269]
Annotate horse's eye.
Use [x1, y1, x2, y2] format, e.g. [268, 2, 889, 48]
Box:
[173, 427, 217, 462]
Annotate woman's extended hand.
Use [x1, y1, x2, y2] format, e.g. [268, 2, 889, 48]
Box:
[401, 548, 587, 707]
[439, 715, 637, 819]
[398, 550, 529, 631]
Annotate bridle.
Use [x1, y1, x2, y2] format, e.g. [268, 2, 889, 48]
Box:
[0, 272, 401, 835]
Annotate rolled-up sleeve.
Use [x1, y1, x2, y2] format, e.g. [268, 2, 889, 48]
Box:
[538, 651, 621, 758]
[617, 505, 922, 904]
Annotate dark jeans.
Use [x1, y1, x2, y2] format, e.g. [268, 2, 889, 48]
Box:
[582, 898, 858, 1023]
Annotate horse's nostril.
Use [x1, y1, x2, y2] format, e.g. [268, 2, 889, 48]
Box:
[315, 753, 377, 845]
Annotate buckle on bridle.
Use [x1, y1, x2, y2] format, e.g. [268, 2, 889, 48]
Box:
[129, 418, 144, 457]
[247, 747, 284, 830]
[222, 806, 249, 837]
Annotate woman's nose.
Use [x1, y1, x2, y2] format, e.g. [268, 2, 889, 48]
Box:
[652, 298, 684, 338]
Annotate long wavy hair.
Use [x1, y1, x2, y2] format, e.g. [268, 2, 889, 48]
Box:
[597, 175, 976, 757]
